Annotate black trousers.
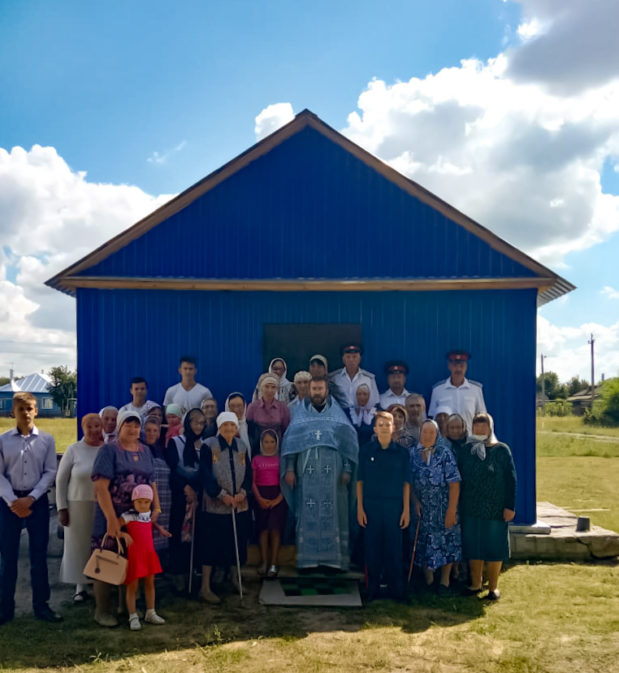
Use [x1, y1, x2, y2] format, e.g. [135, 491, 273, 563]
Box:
[364, 497, 405, 601]
[0, 494, 50, 617]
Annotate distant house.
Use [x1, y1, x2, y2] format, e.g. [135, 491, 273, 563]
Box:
[0, 373, 63, 417]
[567, 386, 602, 415]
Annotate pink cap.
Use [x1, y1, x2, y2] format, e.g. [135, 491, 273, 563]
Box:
[131, 484, 153, 501]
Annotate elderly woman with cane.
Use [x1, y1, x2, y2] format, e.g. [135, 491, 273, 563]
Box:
[410, 419, 462, 596]
[199, 412, 252, 604]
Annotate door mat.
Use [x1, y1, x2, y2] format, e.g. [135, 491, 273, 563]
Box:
[258, 577, 362, 607]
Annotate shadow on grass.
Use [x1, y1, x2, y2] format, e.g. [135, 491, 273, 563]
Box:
[0, 571, 488, 669]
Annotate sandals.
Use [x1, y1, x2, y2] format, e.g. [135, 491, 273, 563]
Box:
[73, 590, 88, 603]
[267, 565, 279, 578]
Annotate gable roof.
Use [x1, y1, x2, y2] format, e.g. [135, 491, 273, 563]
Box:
[0, 372, 51, 394]
[46, 109, 574, 305]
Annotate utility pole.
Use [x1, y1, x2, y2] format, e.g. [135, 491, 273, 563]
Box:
[588, 334, 595, 406]
[540, 353, 547, 408]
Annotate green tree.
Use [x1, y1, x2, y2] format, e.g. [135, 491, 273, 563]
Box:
[589, 377, 619, 425]
[0, 377, 10, 387]
[48, 366, 77, 415]
[536, 371, 567, 400]
[566, 376, 590, 396]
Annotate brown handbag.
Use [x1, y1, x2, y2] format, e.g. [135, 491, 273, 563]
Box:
[83, 535, 127, 585]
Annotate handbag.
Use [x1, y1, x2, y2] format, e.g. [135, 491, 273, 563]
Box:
[83, 535, 127, 585]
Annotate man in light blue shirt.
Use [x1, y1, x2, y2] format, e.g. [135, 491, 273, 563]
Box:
[0, 392, 61, 624]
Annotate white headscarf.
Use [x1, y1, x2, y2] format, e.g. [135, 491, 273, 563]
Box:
[349, 380, 379, 427]
[224, 392, 251, 453]
[269, 357, 293, 402]
[469, 413, 499, 461]
[417, 419, 440, 465]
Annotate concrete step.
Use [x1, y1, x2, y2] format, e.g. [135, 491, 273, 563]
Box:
[510, 502, 619, 560]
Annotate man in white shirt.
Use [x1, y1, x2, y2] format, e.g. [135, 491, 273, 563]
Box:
[163, 355, 213, 417]
[428, 350, 486, 432]
[329, 343, 379, 411]
[119, 377, 158, 422]
[379, 361, 410, 408]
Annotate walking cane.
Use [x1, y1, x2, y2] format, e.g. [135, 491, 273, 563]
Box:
[407, 515, 421, 584]
[231, 506, 244, 603]
[187, 501, 197, 595]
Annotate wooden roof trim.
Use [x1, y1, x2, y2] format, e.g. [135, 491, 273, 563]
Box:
[45, 113, 314, 289]
[46, 108, 574, 300]
[60, 275, 556, 294]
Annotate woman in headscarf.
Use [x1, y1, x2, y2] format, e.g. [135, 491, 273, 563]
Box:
[252, 358, 294, 403]
[458, 413, 516, 601]
[56, 413, 104, 602]
[200, 398, 219, 438]
[387, 404, 416, 451]
[225, 392, 252, 457]
[164, 408, 207, 593]
[410, 419, 462, 596]
[91, 410, 159, 627]
[246, 374, 291, 455]
[199, 412, 252, 604]
[268, 357, 294, 403]
[347, 380, 379, 446]
[445, 413, 468, 457]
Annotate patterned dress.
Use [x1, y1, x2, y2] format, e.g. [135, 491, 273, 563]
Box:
[91, 442, 155, 550]
[410, 443, 462, 570]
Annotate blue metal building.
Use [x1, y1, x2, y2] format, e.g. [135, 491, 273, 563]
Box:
[47, 110, 573, 524]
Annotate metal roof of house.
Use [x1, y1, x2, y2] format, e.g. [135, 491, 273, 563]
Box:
[0, 372, 51, 394]
[46, 109, 574, 306]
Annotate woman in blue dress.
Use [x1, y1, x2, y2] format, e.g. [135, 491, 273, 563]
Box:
[410, 419, 462, 595]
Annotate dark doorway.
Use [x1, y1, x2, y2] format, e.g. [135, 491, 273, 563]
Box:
[262, 323, 362, 377]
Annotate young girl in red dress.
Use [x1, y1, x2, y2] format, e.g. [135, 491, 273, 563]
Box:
[120, 484, 171, 630]
[252, 429, 287, 578]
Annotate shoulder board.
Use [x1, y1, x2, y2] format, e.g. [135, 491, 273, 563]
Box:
[360, 368, 376, 379]
[468, 380, 483, 388]
[432, 380, 445, 389]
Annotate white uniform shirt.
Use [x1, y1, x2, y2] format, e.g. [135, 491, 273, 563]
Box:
[330, 367, 379, 410]
[163, 382, 213, 416]
[379, 387, 410, 409]
[428, 377, 486, 432]
[119, 400, 159, 421]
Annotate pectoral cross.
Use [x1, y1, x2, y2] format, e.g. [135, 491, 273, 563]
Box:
[315, 430, 322, 440]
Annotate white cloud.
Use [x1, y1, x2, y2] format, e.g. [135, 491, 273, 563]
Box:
[254, 103, 295, 141]
[601, 285, 619, 300]
[537, 315, 619, 382]
[146, 140, 187, 165]
[0, 144, 171, 376]
[342, 56, 619, 267]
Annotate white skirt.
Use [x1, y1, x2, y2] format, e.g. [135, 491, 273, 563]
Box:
[59, 500, 95, 585]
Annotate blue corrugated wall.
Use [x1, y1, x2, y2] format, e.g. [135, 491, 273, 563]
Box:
[82, 127, 536, 281]
[77, 287, 537, 523]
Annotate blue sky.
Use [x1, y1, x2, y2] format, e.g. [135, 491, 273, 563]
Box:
[1, 0, 618, 382]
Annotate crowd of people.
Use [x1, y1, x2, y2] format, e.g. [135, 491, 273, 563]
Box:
[0, 346, 516, 630]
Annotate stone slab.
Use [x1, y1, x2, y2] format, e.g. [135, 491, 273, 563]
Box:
[510, 502, 619, 560]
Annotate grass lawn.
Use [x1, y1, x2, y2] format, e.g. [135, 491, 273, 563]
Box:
[0, 562, 617, 673]
[0, 416, 77, 453]
[0, 414, 617, 672]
